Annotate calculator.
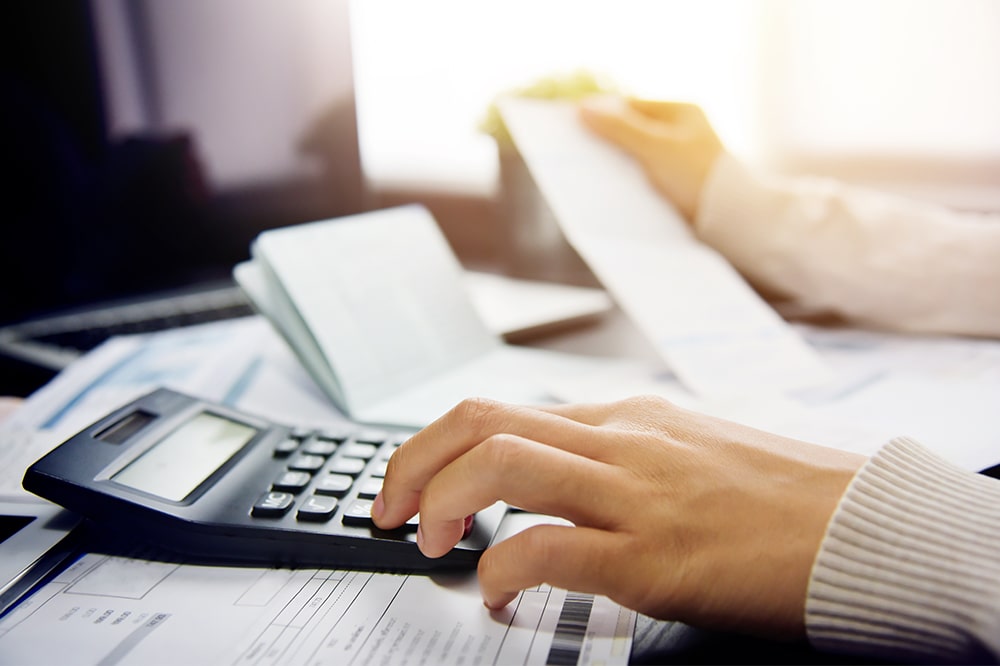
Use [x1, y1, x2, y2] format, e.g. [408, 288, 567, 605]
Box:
[22, 388, 507, 571]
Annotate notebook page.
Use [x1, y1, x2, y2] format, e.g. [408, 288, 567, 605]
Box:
[252, 206, 500, 414]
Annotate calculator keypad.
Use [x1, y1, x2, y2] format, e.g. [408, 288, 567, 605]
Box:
[251, 430, 404, 530]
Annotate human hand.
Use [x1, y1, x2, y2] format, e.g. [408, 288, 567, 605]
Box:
[0, 397, 23, 424]
[373, 396, 865, 638]
[579, 97, 725, 222]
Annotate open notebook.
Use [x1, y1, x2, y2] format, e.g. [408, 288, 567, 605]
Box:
[234, 205, 624, 427]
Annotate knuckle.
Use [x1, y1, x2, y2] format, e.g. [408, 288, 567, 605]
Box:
[515, 526, 556, 566]
[622, 394, 675, 413]
[383, 441, 407, 483]
[477, 546, 505, 592]
[451, 397, 506, 437]
[416, 481, 442, 519]
[480, 433, 527, 476]
[479, 526, 552, 583]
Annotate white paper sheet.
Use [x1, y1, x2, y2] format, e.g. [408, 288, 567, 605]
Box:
[544, 323, 1000, 472]
[498, 98, 832, 398]
[0, 544, 633, 666]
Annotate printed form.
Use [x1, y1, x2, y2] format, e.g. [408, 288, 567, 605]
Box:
[0, 548, 633, 666]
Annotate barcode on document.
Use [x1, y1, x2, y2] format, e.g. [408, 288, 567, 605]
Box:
[545, 591, 595, 665]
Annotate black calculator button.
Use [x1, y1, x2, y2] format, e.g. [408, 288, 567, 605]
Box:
[341, 498, 375, 526]
[288, 454, 325, 472]
[342, 499, 418, 530]
[327, 457, 366, 476]
[272, 470, 311, 493]
[340, 442, 377, 460]
[314, 474, 354, 497]
[301, 439, 338, 456]
[273, 438, 300, 458]
[356, 478, 383, 499]
[355, 430, 387, 444]
[297, 495, 339, 522]
[315, 428, 350, 442]
[251, 491, 294, 517]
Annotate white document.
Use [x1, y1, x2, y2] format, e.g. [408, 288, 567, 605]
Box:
[235, 205, 639, 427]
[544, 322, 1000, 472]
[0, 514, 635, 666]
[498, 98, 832, 398]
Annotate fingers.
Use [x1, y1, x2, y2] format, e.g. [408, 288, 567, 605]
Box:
[579, 96, 703, 153]
[579, 95, 660, 159]
[627, 98, 700, 123]
[477, 524, 627, 610]
[537, 394, 678, 427]
[416, 434, 619, 557]
[373, 398, 612, 529]
[532, 400, 620, 426]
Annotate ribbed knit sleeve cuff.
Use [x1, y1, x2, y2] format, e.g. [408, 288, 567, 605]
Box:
[693, 153, 760, 254]
[806, 438, 1000, 663]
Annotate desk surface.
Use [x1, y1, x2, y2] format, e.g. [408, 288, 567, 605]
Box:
[0, 309, 998, 663]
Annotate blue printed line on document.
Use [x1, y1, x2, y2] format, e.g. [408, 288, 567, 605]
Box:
[41, 346, 149, 430]
[221, 356, 264, 407]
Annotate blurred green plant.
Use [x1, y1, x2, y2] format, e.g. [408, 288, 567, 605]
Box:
[480, 70, 619, 149]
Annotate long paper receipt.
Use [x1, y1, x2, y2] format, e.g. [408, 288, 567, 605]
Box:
[498, 98, 831, 397]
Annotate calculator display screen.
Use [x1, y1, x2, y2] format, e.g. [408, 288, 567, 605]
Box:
[112, 412, 258, 501]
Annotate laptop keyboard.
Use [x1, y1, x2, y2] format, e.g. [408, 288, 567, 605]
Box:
[0, 285, 255, 370]
[31, 301, 253, 351]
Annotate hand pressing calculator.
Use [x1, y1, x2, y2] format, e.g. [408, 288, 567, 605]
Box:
[22, 388, 506, 571]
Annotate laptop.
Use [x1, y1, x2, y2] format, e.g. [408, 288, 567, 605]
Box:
[0, 282, 254, 374]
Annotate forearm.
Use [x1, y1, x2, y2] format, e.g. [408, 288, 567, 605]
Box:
[695, 155, 1000, 338]
[807, 437, 1000, 663]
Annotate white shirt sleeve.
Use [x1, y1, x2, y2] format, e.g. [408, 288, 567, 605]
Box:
[806, 438, 1000, 663]
[695, 154, 1000, 338]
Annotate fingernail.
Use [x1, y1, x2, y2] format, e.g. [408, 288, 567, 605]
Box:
[371, 492, 385, 521]
[463, 514, 474, 538]
[483, 595, 506, 611]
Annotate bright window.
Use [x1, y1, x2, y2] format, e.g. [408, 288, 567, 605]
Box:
[351, 0, 1000, 207]
[350, 0, 759, 195]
